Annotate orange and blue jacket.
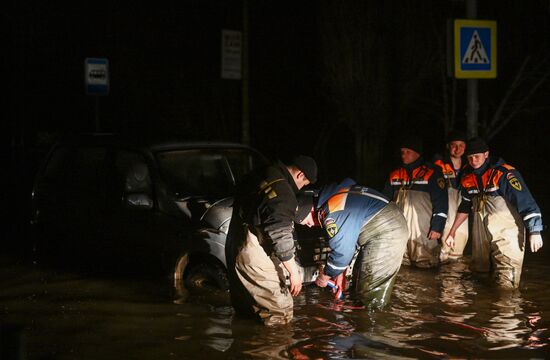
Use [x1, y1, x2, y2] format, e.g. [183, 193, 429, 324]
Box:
[317, 178, 389, 278]
[457, 157, 543, 234]
[433, 154, 465, 189]
[383, 157, 448, 233]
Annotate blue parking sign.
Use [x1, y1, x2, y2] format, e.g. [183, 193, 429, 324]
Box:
[85, 58, 110, 95]
[454, 20, 497, 79]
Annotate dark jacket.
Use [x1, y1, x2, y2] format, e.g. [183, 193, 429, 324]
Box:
[235, 160, 299, 261]
[457, 157, 543, 234]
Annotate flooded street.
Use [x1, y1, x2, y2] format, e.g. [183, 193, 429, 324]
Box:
[1, 251, 549, 359]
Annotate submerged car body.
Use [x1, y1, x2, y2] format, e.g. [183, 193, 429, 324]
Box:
[30, 134, 327, 294]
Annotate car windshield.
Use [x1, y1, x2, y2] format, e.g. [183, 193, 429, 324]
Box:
[156, 147, 265, 199]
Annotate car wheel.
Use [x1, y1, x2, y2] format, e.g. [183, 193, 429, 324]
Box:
[174, 253, 229, 294]
[184, 261, 229, 292]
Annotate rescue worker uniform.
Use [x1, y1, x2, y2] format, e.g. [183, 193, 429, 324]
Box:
[226, 159, 311, 326]
[433, 154, 469, 261]
[458, 157, 543, 288]
[383, 157, 448, 268]
[317, 178, 408, 308]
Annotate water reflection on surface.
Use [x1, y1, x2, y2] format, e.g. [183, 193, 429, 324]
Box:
[1, 254, 549, 359]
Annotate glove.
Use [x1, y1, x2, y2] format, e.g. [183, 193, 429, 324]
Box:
[529, 233, 543, 253]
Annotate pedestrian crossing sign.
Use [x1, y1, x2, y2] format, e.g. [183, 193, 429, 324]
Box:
[454, 19, 497, 79]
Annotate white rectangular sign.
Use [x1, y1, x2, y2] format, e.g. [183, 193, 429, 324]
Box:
[221, 30, 242, 80]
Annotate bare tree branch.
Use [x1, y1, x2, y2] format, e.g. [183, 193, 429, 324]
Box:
[487, 67, 550, 140]
[487, 56, 530, 131]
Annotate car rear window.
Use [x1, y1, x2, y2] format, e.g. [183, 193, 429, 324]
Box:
[155, 148, 264, 199]
[65, 147, 107, 193]
[41, 146, 69, 183]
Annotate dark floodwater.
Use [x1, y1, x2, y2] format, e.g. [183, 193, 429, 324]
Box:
[1, 252, 549, 360]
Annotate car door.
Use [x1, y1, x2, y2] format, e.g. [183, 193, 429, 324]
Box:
[31, 145, 71, 251]
[103, 149, 181, 275]
[60, 146, 109, 259]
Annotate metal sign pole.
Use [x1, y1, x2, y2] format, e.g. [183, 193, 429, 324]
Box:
[241, 0, 250, 145]
[95, 97, 100, 132]
[466, 0, 479, 138]
[84, 58, 109, 133]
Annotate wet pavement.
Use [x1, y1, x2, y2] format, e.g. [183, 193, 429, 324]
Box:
[1, 251, 549, 359]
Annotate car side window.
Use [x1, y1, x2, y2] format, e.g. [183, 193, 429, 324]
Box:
[65, 147, 107, 194]
[156, 150, 233, 198]
[41, 146, 69, 183]
[224, 150, 265, 183]
[114, 150, 152, 195]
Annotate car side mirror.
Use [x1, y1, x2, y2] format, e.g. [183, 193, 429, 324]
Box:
[125, 193, 154, 210]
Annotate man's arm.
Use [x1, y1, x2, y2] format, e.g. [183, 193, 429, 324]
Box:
[382, 177, 395, 201]
[445, 212, 469, 248]
[500, 169, 543, 234]
[260, 181, 303, 293]
[499, 168, 543, 253]
[428, 167, 448, 239]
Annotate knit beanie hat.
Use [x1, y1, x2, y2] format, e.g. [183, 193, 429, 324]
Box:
[400, 135, 423, 155]
[465, 137, 489, 156]
[446, 130, 467, 143]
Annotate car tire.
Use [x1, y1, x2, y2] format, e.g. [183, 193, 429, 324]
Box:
[184, 261, 229, 292]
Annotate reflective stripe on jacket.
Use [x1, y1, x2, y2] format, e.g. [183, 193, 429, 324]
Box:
[458, 157, 543, 234]
[383, 158, 448, 233]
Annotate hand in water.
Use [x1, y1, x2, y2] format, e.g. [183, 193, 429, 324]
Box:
[529, 233, 543, 253]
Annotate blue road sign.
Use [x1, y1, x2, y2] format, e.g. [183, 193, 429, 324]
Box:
[454, 20, 497, 79]
[85, 58, 110, 95]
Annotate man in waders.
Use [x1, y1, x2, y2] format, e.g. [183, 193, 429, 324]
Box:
[433, 130, 469, 262]
[299, 178, 409, 308]
[383, 135, 448, 268]
[225, 155, 317, 326]
[445, 137, 543, 288]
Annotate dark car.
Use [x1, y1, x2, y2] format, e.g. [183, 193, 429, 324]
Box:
[30, 134, 327, 295]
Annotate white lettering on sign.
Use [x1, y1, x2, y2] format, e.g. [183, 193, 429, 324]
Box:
[87, 63, 109, 85]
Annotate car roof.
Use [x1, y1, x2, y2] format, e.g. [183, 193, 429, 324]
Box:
[54, 133, 263, 154]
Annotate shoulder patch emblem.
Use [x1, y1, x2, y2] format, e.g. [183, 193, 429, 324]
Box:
[509, 177, 522, 191]
[324, 217, 339, 238]
[437, 177, 446, 189]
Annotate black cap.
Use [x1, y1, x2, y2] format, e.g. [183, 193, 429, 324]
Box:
[446, 130, 467, 144]
[292, 155, 318, 184]
[295, 193, 314, 223]
[400, 135, 423, 155]
[465, 137, 489, 156]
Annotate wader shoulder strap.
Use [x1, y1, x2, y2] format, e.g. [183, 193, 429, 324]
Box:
[483, 169, 497, 194]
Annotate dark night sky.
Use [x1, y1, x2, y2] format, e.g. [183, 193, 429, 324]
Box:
[7, 1, 550, 213]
